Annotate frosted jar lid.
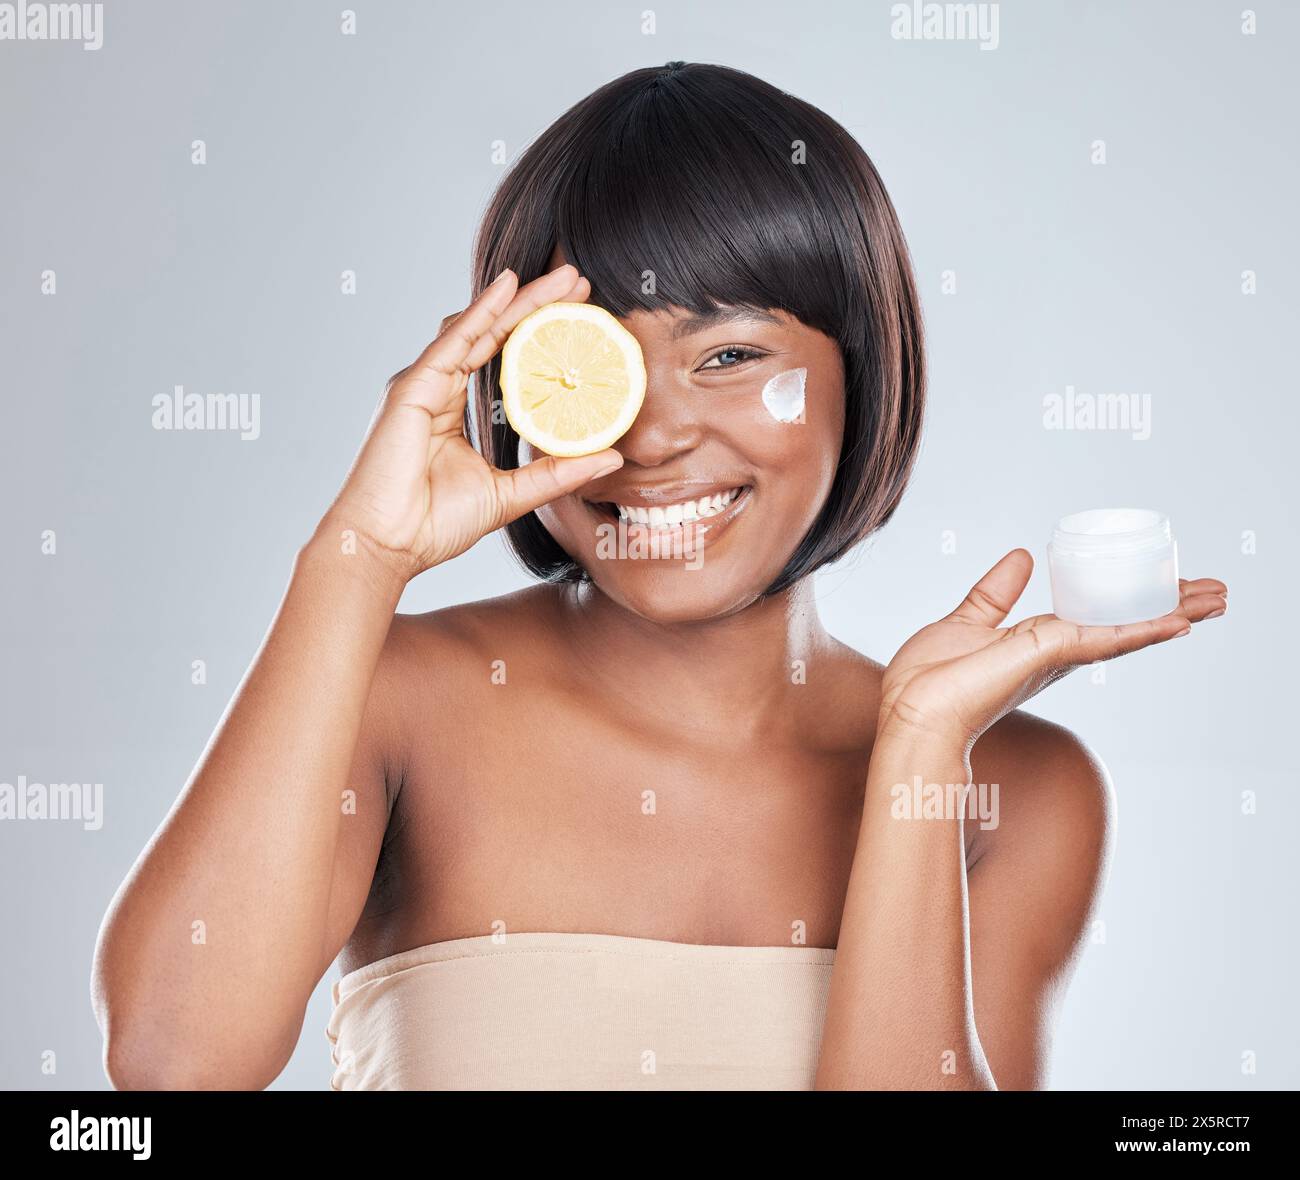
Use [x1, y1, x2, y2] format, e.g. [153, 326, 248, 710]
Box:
[1049, 508, 1174, 560]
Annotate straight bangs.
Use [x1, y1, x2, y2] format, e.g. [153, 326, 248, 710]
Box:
[549, 78, 850, 340]
[471, 62, 924, 590]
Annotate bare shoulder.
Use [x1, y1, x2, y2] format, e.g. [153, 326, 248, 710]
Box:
[360, 584, 565, 763]
[810, 636, 887, 755]
[377, 583, 562, 679]
[821, 636, 887, 685]
[968, 710, 1116, 873]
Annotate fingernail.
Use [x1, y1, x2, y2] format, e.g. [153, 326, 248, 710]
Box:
[1174, 626, 1191, 637]
[1205, 609, 1225, 619]
[491, 268, 512, 285]
[590, 456, 623, 478]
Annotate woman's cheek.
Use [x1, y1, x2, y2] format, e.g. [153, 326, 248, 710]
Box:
[727, 366, 841, 483]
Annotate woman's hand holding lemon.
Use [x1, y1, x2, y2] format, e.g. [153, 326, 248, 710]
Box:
[322, 263, 641, 583]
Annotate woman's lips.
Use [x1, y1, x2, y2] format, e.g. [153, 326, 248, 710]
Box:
[615, 485, 745, 525]
[584, 485, 754, 555]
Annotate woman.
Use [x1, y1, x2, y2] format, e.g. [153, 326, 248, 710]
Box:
[91, 62, 1226, 1091]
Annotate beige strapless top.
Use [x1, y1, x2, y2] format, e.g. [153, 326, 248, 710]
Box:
[326, 931, 836, 1090]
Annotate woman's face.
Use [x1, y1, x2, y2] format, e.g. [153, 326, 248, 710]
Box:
[524, 271, 846, 624]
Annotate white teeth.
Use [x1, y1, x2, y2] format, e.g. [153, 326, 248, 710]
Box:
[611, 487, 744, 527]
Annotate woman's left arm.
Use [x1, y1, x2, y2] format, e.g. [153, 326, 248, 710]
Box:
[964, 715, 1114, 1090]
[815, 549, 1226, 1090]
[815, 731, 996, 1088]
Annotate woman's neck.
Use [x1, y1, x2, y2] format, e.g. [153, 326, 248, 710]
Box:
[553, 577, 833, 742]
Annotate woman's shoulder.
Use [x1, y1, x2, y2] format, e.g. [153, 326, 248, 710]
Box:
[974, 711, 1112, 800]
[968, 710, 1115, 867]
[796, 636, 887, 756]
[367, 584, 566, 699]
[387, 584, 562, 651]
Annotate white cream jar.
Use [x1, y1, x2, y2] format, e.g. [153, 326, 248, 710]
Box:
[1047, 509, 1180, 626]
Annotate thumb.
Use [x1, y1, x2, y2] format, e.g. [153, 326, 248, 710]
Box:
[493, 451, 624, 524]
[948, 548, 1034, 628]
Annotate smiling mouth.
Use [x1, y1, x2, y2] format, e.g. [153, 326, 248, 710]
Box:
[587, 485, 752, 529]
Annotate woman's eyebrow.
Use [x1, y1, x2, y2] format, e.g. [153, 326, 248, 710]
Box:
[670, 307, 784, 340]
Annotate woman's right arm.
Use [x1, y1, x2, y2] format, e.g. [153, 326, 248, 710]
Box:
[91, 263, 622, 1089]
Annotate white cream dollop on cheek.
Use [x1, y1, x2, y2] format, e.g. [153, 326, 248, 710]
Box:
[760, 367, 806, 423]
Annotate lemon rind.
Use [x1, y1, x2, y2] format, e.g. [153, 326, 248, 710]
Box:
[500, 302, 647, 458]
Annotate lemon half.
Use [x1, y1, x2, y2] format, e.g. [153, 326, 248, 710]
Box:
[499, 302, 646, 457]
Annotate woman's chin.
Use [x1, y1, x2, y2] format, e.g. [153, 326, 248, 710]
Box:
[581, 563, 770, 625]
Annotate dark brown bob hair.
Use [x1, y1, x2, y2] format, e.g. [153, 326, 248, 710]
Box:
[470, 61, 925, 596]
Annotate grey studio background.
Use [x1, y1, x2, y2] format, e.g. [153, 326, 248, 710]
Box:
[2, 0, 1297, 1091]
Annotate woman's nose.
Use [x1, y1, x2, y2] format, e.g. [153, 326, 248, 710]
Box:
[614, 369, 705, 467]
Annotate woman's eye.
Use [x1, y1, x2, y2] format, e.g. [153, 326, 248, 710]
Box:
[699, 347, 763, 370]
